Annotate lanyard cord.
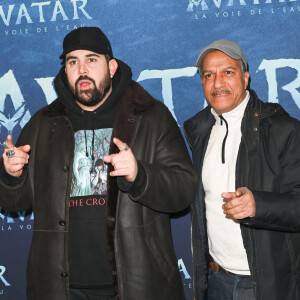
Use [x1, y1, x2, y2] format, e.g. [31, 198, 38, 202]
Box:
[220, 115, 229, 164]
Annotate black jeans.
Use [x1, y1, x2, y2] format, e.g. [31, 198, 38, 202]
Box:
[70, 288, 114, 300]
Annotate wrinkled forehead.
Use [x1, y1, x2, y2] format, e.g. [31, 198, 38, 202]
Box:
[201, 50, 243, 70]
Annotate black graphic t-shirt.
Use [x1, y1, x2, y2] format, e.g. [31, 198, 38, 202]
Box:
[68, 128, 113, 294]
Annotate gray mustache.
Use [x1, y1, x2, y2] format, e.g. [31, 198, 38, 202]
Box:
[211, 89, 231, 96]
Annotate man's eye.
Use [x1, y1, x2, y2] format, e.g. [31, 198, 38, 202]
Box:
[69, 60, 77, 65]
[89, 58, 96, 62]
[204, 74, 212, 78]
[225, 70, 233, 75]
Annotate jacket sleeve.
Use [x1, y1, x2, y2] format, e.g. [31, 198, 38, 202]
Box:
[241, 117, 300, 232]
[0, 116, 37, 212]
[0, 169, 32, 212]
[117, 161, 147, 197]
[244, 190, 300, 232]
[128, 105, 197, 213]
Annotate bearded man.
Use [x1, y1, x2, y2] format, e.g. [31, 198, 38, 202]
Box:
[0, 27, 197, 300]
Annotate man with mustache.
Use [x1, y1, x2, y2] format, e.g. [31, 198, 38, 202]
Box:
[184, 40, 300, 300]
[0, 27, 197, 300]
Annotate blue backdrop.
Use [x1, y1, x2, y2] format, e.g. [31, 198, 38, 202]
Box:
[0, 0, 299, 299]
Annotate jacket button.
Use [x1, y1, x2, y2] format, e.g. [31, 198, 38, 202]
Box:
[61, 272, 68, 277]
[253, 127, 258, 132]
[59, 221, 65, 226]
[63, 166, 69, 172]
[254, 112, 259, 117]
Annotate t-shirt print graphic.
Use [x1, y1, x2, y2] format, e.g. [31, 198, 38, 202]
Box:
[70, 128, 113, 197]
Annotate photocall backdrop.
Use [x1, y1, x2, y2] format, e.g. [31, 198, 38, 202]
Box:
[0, 0, 299, 299]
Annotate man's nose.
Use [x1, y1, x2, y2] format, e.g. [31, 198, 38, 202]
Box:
[79, 62, 88, 74]
[213, 73, 224, 88]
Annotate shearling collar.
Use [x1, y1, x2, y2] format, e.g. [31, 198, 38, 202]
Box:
[44, 79, 156, 120]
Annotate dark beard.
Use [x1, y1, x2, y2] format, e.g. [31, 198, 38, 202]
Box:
[72, 74, 111, 107]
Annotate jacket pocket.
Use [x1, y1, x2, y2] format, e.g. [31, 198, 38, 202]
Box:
[146, 235, 174, 281]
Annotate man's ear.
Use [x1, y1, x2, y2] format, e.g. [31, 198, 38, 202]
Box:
[109, 59, 118, 78]
[244, 71, 250, 89]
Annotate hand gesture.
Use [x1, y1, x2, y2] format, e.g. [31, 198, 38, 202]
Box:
[103, 138, 138, 182]
[222, 187, 256, 219]
[2, 135, 31, 177]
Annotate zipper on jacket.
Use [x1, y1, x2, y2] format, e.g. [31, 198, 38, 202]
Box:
[240, 133, 258, 298]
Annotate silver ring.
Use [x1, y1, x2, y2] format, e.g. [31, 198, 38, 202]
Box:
[123, 144, 129, 151]
[3, 141, 12, 149]
[6, 149, 15, 158]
